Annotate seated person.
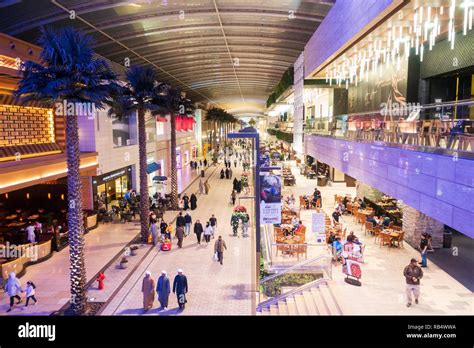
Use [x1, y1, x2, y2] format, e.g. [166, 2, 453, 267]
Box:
[346, 231, 357, 243]
[366, 215, 379, 225]
[327, 232, 336, 245]
[342, 196, 350, 208]
[291, 216, 298, 225]
[296, 220, 305, 233]
[332, 237, 343, 259]
[382, 216, 391, 227]
[359, 198, 367, 209]
[283, 227, 294, 237]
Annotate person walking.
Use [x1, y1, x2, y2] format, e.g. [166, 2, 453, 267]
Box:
[184, 212, 192, 237]
[242, 213, 250, 237]
[156, 270, 170, 310]
[214, 236, 227, 265]
[190, 193, 197, 210]
[5, 272, 22, 312]
[204, 222, 213, 244]
[234, 159, 237, 168]
[176, 225, 185, 248]
[419, 234, 429, 268]
[403, 258, 423, 307]
[199, 180, 204, 194]
[203, 158, 207, 167]
[142, 271, 155, 312]
[231, 190, 236, 205]
[149, 219, 159, 246]
[173, 269, 188, 310]
[194, 219, 203, 244]
[209, 214, 217, 238]
[183, 194, 190, 211]
[24, 281, 37, 307]
[25, 223, 36, 244]
[176, 212, 186, 230]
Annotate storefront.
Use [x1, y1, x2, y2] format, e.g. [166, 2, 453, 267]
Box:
[92, 166, 132, 210]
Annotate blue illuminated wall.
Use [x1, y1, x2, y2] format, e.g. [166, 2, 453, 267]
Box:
[305, 135, 474, 238]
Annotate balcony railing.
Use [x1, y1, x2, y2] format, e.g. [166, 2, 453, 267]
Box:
[304, 99, 474, 153]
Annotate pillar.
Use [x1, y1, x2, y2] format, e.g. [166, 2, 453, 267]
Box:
[402, 205, 444, 249]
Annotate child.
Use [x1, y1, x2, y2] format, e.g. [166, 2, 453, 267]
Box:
[24, 281, 37, 306]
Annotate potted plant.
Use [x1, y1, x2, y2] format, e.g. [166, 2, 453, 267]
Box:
[130, 245, 139, 256]
[119, 257, 128, 269]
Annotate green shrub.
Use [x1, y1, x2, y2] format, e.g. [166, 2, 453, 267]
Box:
[263, 273, 322, 298]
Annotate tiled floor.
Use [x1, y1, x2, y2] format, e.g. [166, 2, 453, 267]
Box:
[0, 161, 209, 316]
[282, 160, 473, 315]
[100, 151, 255, 315]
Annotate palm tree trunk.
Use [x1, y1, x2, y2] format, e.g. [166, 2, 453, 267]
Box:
[213, 121, 218, 152]
[170, 113, 179, 210]
[66, 113, 87, 315]
[137, 107, 150, 242]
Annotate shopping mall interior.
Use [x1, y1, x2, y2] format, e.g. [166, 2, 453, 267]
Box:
[0, 0, 472, 332]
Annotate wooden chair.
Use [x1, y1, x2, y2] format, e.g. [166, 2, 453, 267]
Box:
[359, 214, 367, 229]
[374, 226, 383, 243]
[342, 228, 347, 240]
[393, 232, 404, 248]
[296, 244, 308, 260]
[365, 221, 375, 236]
[299, 196, 306, 210]
[346, 202, 353, 215]
[379, 233, 392, 249]
[391, 225, 402, 232]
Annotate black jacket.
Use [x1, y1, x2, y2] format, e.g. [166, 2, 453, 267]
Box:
[185, 215, 192, 224]
[194, 223, 203, 234]
[176, 216, 186, 227]
[173, 275, 188, 294]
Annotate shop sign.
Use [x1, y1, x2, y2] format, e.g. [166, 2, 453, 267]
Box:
[312, 212, 326, 243]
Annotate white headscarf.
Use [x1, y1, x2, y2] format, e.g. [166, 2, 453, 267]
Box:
[161, 270, 167, 275]
[144, 271, 151, 277]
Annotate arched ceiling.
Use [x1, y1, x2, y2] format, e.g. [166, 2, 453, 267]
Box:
[0, 0, 334, 115]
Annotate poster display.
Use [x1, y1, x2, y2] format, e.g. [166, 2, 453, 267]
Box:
[259, 168, 281, 224]
[312, 213, 326, 244]
[342, 242, 363, 280]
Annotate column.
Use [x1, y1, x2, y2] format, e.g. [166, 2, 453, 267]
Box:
[402, 205, 444, 249]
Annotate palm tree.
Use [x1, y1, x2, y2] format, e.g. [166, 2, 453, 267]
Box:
[15, 26, 117, 315]
[152, 85, 194, 210]
[108, 65, 158, 242]
[205, 107, 221, 152]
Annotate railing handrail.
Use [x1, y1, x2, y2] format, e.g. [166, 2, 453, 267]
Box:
[257, 278, 329, 309]
[260, 254, 330, 285]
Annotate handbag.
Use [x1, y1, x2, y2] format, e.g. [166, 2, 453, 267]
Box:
[214, 252, 218, 261]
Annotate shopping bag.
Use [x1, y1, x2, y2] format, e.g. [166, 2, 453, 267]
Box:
[147, 233, 152, 244]
[214, 252, 218, 261]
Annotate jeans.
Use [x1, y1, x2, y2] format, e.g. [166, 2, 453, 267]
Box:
[211, 225, 216, 237]
[217, 251, 223, 265]
[185, 223, 191, 236]
[406, 284, 420, 304]
[242, 224, 248, 236]
[204, 235, 211, 243]
[421, 251, 427, 267]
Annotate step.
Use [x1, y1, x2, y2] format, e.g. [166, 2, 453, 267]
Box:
[294, 294, 309, 315]
[269, 304, 279, 315]
[261, 308, 271, 316]
[302, 289, 319, 314]
[319, 284, 342, 315]
[277, 300, 289, 315]
[286, 297, 298, 315]
[310, 287, 329, 315]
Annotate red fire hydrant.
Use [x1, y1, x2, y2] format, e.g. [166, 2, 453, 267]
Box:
[97, 272, 105, 290]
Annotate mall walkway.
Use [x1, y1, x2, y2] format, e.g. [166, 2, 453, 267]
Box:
[282, 160, 473, 315]
[100, 155, 255, 316]
[0, 161, 209, 316]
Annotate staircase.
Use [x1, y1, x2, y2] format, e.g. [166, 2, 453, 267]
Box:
[257, 280, 343, 315]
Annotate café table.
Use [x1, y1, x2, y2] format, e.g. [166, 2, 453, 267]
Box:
[5, 214, 18, 220]
[380, 229, 400, 248]
[27, 214, 39, 220]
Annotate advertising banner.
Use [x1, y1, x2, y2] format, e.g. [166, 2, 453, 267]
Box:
[312, 212, 326, 243]
[259, 168, 281, 224]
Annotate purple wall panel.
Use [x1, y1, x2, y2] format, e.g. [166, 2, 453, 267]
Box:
[305, 135, 474, 238]
[304, 0, 395, 76]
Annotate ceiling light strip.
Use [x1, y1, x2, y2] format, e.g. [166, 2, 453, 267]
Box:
[212, 0, 245, 103]
[50, 0, 223, 107]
